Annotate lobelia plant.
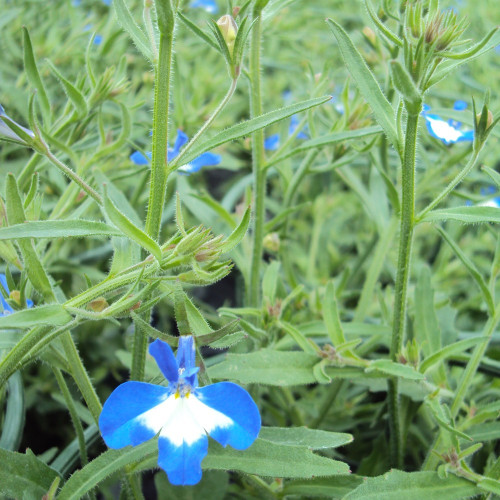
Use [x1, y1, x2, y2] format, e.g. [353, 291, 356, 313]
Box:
[0, 0, 499, 499]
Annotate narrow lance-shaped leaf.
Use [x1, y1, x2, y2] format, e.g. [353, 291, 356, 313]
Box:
[5, 174, 55, 302]
[219, 206, 251, 253]
[113, 0, 154, 62]
[0, 220, 123, 240]
[327, 19, 400, 153]
[420, 206, 500, 224]
[22, 27, 51, 121]
[103, 186, 162, 262]
[173, 96, 331, 168]
[46, 60, 88, 118]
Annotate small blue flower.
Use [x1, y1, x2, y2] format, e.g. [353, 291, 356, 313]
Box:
[102, 0, 112, 5]
[0, 105, 35, 143]
[93, 34, 103, 45]
[0, 274, 34, 316]
[264, 115, 308, 151]
[422, 103, 473, 145]
[99, 336, 261, 485]
[263, 134, 280, 151]
[129, 129, 221, 174]
[190, 0, 218, 13]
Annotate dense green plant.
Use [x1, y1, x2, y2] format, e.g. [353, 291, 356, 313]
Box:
[0, 0, 499, 498]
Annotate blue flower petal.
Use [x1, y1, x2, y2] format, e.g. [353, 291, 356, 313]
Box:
[0, 274, 13, 315]
[453, 100, 467, 111]
[170, 130, 189, 159]
[130, 151, 151, 165]
[149, 339, 179, 384]
[264, 134, 280, 151]
[457, 129, 474, 142]
[176, 336, 198, 385]
[99, 381, 170, 448]
[179, 152, 221, 174]
[196, 381, 261, 449]
[190, 0, 218, 14]
[158, 424, 207, 485]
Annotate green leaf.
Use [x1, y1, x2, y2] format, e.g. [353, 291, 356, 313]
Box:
[435, 226, 494, 315]
[262, 260, 280, 304]
[155, 470, 228, 500]
[103, 187, 162, 262]
[327, 19, 399, 153]
[46, 60, 88, 118]
[343, 470, 479, 499]
[483, 166, 500, 189]
[279, 321, 318, 354]
[56, 440, 158, 500]
[420, 206, 500, 224]
[0, 371, 25, 451]
[478, 477, 500, 496]
[218, 205, 251, 253]
[0, 448, 61, 499]
[259, 427, 353, 450]
[283, 476, 364, 498]
[0, 305, 72, 329]
[113, 0, 153, 62]
[0, 220, 123, 240]
[23, 27, 51, 120]
[390, 61, 421, 114]
[178, 11, 220, 52]
[420, 336, 489, 373]
[366, 359, 425, 380]
[6, 174, 55, 302]
[322, 281, 346, 346]
[468, 422, 500, 442]
[173, 96, 331, 168]
[203, 439, 350, 478]
[208, 349, 319, 385]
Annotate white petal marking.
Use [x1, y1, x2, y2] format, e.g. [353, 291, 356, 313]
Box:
[427, 117, 463, 143]
[138, 392, 234, 447]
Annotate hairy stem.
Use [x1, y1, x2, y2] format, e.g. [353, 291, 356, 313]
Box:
[248, 12, 265, 308]
[388, 111, 419, 468]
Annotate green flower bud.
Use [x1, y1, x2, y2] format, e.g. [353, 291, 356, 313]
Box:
[217, 15, 238, 56]
[263, 232, 280, 253]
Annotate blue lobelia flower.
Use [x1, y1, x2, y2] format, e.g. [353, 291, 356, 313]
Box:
[130, 129, 221, 174]
[190, 0, 218, 13]
[0, 274, 34, 315]
[421, 102, 473, 145]
[0, 104, 35, 143]
[99, 336, 261, 485]
[264, 115, 309, 151]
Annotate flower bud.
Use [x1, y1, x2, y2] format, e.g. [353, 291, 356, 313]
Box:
[263, 232, 280, 253]
[217, 15, 238, 56]
[88, 297, 109, 312]
[0, 104, 35, 144]
[362, 26, 376, 47]
[9, 290, 21, 305]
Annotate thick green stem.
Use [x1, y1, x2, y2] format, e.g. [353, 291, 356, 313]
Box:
[145, 29, 174, 240]
[388, 111, 419, 468]
[248, 13, 265, 308]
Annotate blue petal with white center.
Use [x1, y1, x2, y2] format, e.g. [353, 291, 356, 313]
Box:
[421, 104, 473, 145]
[98, 336, 261, 485]
[129, 130, 221, 175]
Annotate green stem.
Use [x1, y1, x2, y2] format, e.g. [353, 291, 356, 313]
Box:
[248, 12, 265, 308]
[60, 333, 102, 422]
[145, 29, 175, 240]
[417, 148, 481, 221]
[44, 149, 102, 205]
[53, 367, 88, 467]
[311, 379, 343, 429]
[388, 110, 419, 468]
[171, 78, 238, 169]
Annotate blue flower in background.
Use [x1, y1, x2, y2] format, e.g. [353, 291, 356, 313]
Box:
[93, 34, 103, 45]
[130, 129, 221, 174]
[422, 101, 473, 145]
[99, 336, 261, 485]
[190, 0, 218, 13]
[0, 275, 34, 315]
[0, 104, 35, 143]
